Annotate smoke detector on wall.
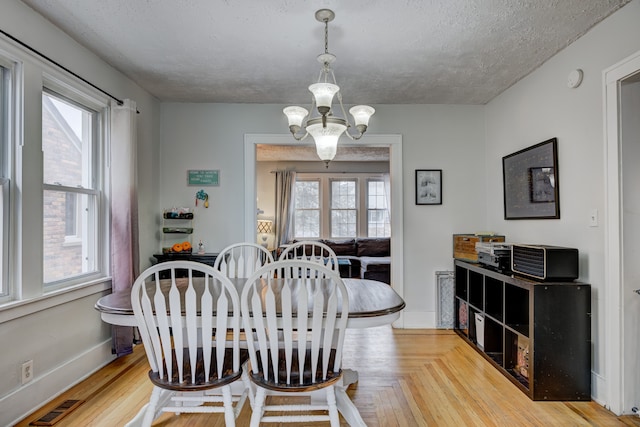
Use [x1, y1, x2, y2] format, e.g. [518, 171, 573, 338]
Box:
[567, 69, 584, 88]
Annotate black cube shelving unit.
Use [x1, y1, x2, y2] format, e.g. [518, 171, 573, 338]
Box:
[453, 260, 591, 401]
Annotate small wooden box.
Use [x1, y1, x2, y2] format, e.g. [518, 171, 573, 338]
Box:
[453, 234, 505, 262]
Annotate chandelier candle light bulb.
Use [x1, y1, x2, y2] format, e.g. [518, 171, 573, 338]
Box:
[306, 117, 347, 162]
[350, 105, 376, 132]
[283, 8, 375, 166]
[309, 83, 339, 112]
[283, 106, 309, 134]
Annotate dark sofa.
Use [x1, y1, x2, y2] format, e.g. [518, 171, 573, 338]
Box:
[303, 238, 391, 284]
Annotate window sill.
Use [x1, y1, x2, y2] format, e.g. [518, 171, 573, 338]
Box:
[0, 277, 112, 324]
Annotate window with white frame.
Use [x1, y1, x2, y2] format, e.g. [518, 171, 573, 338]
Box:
[330, 179, 357, 238]
[0, 62, 10, 298]
[367, 179, 391, 237]
[42, 89, 103, 288]
[293, 173, 390, 240]
[293, 179, 320, 238]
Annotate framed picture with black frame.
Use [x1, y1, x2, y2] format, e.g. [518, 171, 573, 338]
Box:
[502, 138, 559, 219]
[415, 169, 442, 205]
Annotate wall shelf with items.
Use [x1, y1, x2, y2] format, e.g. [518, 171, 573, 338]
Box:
[161, 208, 194, 254]
[454, 259, 591, 401]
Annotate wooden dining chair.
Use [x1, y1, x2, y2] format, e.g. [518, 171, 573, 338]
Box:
[129, 261, 250, 427]
[241, 260, 350, 426]
[278, 240, 339, 272]
[214, 242, 275, 278]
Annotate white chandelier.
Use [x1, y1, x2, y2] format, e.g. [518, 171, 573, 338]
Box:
[283, 9, 375, 167]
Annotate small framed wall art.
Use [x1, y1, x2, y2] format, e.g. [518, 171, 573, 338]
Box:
[415, 169, 442, 205]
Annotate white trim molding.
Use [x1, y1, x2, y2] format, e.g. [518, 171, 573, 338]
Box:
[2, 340, 114, 425]
[603, 48, 640, 415]
[243, 134, 405, 327]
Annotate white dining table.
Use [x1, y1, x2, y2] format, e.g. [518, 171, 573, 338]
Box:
[95, 277, 405, 426]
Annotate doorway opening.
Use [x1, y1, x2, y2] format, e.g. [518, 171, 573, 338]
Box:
[604, 49, 640, 415]
[243, 134, 405, 328]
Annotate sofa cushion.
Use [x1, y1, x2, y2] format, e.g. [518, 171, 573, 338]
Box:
[359, 256, 391, 272]
[360, 256, 391, 285]
[356, 238, 390, 257]
[289, 240, 333, 257]
[323, 239, 356, 256]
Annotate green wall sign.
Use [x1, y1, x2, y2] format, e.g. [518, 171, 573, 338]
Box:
[187, 169, 219, 186]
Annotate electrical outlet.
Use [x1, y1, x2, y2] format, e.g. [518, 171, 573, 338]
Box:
[21, 360, 33, 384]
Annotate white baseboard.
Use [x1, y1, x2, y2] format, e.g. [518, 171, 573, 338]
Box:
[591, 370, 606, 410]
[401, 310, 436, 328]
[2, 339, 115, 426]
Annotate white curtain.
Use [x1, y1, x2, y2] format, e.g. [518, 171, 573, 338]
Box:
[274, 170, 296, 247]
[110, 99, 139, 357]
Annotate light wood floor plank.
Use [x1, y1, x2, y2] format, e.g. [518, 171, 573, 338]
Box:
[14, 327, 640, 427]
[398, 377, 432, 426]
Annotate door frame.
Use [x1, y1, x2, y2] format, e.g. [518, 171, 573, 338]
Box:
[603, 49, 640, 415]
[243, 134, 405, 327]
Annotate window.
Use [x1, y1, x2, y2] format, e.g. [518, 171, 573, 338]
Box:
[42, 89, 102, 288]
[0, 63, 9, 297]
[367, 179, 390, 237]
[294, 180, 320, 238]
[330, 179, 356, 238]
[0, 37, 112, 310]
[64, 192, 79, 238]
[293, 174, 390, 239]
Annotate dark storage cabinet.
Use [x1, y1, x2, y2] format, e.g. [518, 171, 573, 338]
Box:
[454, 259, 591, 401]
[153, 253, 218, 278]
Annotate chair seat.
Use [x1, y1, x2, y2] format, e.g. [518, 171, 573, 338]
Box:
[149, 347, 249, 392]
[250, 348, 342, 392]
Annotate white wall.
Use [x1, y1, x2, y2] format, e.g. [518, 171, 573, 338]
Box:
[0, 1, 160, 424]
[159, 103, 485, 327]
[484, 0, 640, 407]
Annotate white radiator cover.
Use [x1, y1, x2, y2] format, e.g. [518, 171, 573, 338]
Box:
[436, 271, 455, 328]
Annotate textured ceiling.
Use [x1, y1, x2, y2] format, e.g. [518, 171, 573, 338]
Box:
[19, 0, 631, 105]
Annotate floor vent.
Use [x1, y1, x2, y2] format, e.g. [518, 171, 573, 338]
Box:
[30, 400, 84, 426]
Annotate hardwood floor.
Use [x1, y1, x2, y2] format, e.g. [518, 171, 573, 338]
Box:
[15, 327, 640, 426]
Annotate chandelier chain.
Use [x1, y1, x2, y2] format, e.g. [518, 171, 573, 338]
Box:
[324, 18, 329, 54]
